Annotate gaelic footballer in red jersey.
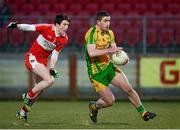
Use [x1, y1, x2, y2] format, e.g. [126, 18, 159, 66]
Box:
[7, 13, 70, 123]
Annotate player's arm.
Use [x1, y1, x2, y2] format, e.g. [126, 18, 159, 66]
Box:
[49, 49, 60, 78]
[7, 21, 36, 31]
[87, 44, 121, 57]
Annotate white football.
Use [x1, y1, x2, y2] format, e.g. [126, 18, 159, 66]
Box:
[111, 50, 129, 67]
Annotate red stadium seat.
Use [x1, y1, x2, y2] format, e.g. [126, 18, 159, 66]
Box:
[77, 0, 90, 5]
[46, 0, 58, 6]
[85, 3, 99, 15]
[134, 3, 148, 14]
[28, 11, 41, 17]
[28, 0, 42, 8]
[28, 0, 42, 6]
[173, 0, 180, 4]
[140, 0, 156, 4]
[101, 3, 115, 14]
[166, 20, 180, 31]
[53, 4, 67, 13]
[69, 4, 83, 15]
[76, 12, 91, 17]
[92, 0, 107, 5]
[9, 4, 19, 13]
[150, 3, 164, 14]
[9, 30, 24, 47]
[125, 0, 139, 4]
[76, 30, 86, 47]
[124, 28, 141, 46]
[0, 29, 8, 46]
[127, 11, 140, 17]
[64, 0, 75, 4]
[143, 11, 156, 17]
[117, 20, 131, 29]
[70, 20, 82, 29]
[38, 4, 50, 15]
[14, 0, 26, 6]
[146, 28, 157, 46]
[25, 32, 39, 46]
[13, 11, 26, 16]
[117, 3, 131, 14]
[148, 20, 165, 30]
[113, 29, 124, 46]
[175, 28, 180, 45]
[111, 11, 124, 18]
[158, 28, 174, 46]
[5, 0, 13, 4]
[21, 4, 34, 15]
[158, 11, 172, 17]
[131, 20, 143, 30]
[167, 4, 179, 14]
[157, 0, 171, 4]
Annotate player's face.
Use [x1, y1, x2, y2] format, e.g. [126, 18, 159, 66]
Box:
[55, 20, 69, 35]
[98, 16, 110, 31]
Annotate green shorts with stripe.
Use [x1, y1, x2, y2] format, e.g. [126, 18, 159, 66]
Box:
[88, 63, 121, 92]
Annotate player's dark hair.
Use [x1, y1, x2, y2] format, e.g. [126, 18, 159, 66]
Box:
[54, 13, 70, 25]
[96, 11, 110, 21]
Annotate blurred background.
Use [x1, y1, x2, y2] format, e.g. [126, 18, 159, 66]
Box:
[0, 0, 180, 100]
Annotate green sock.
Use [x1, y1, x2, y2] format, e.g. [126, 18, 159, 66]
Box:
[137, 105, 146, 114]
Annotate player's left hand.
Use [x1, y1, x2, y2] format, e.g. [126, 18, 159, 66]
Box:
[7, 21, 18, 29]
[50, 68, 60, 78]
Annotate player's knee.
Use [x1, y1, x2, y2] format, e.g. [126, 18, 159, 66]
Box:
[46, 78, 54, 86]
[106, 98, 115, 106]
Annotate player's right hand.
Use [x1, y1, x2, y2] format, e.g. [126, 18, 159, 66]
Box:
[7, 21, 18, 29]
[109, 47, 122, 54]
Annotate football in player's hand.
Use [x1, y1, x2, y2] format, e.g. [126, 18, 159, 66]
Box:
[111, 50, 129, 67]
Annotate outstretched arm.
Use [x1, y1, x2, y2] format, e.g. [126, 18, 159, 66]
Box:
[7, 21, 35, 31]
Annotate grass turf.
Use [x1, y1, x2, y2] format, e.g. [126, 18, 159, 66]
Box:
[0, 101, 179, 129]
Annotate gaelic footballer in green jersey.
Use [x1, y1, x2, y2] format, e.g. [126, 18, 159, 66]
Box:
[84, 11, 157, 123]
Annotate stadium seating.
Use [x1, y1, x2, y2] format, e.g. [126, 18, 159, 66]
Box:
[14, 0, 26, 6]
[113, 29, 125, 46]
[117, 3, 132, 14]
[53, 4, 67, 13]
[8, 30, 25, 47]
[167, 4, 179, 14]
[38, 4, 50, 15]
[134, 3, 148, 14]
[158, 28, 174, 46]
[146, 28, 157, 46]
[21, 4, 34, 15]
[157, 0, 171, 4]
[85, 3, 99, 15]
[69, 4, 83, 15]
[25, 32, 39, 46]
[28, 0, 42, 6]
[101, 3, 115, 14]
[0, 29, 8, 47]
[150, 3, 164, 14]
[175, 27, 180, 45]
[124, 28, 141, 46]
[3, 0, 180, 48]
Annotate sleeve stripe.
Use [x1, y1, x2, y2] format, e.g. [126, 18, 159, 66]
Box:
[89, 26, 96, 44]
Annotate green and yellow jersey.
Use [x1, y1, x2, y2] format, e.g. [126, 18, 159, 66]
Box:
[84, 25, 115, 75]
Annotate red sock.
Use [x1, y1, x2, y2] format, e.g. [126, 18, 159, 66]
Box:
[27, 89, 36, 98]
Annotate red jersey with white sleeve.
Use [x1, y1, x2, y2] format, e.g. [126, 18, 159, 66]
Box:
[24, 24, 68, 70]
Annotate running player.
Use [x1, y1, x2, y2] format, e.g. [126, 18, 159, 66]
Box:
[7, 13, 70, 124]
[84, 11, 157, 123]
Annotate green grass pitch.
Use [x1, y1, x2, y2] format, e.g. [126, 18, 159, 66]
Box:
[0, 101, 179, 129]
